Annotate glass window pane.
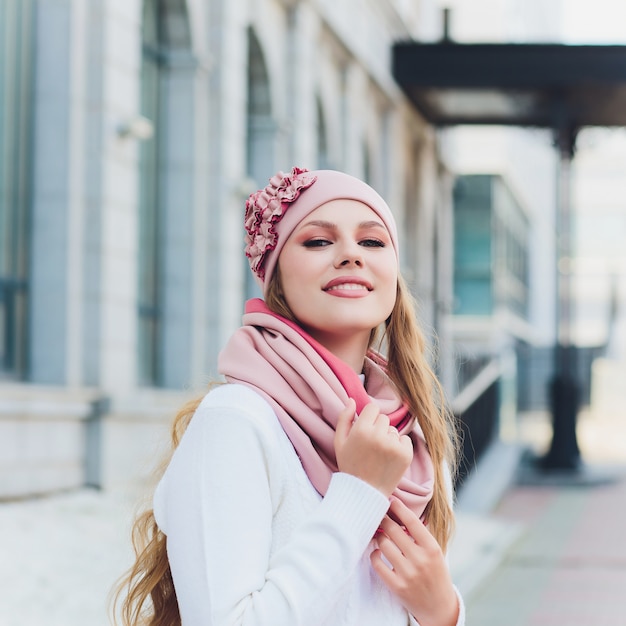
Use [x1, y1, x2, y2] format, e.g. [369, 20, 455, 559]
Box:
[138, 0, 162, 386]
[0, 0, 33, 378]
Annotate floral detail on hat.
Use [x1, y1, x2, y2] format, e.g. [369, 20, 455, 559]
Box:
[244, 167, 317, 280]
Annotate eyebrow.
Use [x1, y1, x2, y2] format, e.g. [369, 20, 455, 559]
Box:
[299, 219, 386, 231]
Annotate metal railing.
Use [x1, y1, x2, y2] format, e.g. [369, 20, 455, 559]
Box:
[451, 358, 502, 487]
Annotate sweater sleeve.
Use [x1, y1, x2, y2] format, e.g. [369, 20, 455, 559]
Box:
[153, 386, 390, 626]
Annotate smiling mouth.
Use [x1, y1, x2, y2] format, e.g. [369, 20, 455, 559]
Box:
[324, 283, 371, 292]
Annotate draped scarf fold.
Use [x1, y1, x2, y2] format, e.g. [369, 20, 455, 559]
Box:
[218, 298, 434, 519]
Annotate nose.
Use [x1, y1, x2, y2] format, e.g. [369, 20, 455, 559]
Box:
[334, 241, 363, 268]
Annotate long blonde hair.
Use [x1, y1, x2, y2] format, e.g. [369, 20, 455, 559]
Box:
[112, 273, 459, 625]
[111, 397, 201, 626]
[382, 276, 459, 548]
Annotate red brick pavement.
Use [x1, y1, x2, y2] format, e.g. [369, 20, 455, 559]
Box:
[467, 467, 626, 625]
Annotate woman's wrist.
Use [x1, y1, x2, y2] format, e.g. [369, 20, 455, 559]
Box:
[410, 584, 460, 626]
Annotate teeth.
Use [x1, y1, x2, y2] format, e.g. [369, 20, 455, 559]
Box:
[327, 283, 368, 291]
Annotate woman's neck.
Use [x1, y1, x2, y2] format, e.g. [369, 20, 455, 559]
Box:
[305, 330, 370, 374]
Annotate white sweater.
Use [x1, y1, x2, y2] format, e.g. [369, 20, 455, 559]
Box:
[153, 383, 465, 626]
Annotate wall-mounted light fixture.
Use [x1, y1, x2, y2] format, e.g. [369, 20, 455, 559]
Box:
[117, 115, 155, 141]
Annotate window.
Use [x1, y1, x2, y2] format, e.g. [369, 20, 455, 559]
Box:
[138, 0, 193, 387]
[245, 27, 274, 299]
[138, 0, 164, 385]
[316, 97, 330, 170]
[0, 0, 34, 379]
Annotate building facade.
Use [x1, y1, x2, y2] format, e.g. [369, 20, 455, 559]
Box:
[0, 0, 457, 496]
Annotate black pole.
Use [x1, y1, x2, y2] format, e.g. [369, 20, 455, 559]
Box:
[540, 123, 582, 471]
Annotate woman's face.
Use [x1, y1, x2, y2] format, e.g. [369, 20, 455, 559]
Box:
[277, 199, 398, 355]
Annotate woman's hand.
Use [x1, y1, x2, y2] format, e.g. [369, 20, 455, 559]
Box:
[334, 399, 414, 498]
[371, 498, 459, 626]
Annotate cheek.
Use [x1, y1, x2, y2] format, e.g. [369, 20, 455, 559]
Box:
[277, 261, 313, 310]
[384, 284, 398, 315]
[382, 269, 398, 313]
[381, 256, 398, 283]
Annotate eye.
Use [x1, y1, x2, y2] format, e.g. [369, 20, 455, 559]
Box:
[302, 238, 332, 248]
[359, 238, 385, 248]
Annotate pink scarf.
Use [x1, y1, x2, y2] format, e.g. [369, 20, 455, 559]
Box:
[218, 298, 434, 518]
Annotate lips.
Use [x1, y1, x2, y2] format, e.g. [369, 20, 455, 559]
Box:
[323, 277, 373, 292]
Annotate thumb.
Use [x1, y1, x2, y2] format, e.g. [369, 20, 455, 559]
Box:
[334, 398, 356, 449]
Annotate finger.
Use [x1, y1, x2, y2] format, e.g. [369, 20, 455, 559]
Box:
[355, 402, 381, 426]
[334, 398, 356, 446]
[399, 433, 414, 451]
[379, 515, 416, 553]
[376, 530, 407, 564]
[373, 411, 390, 430]
[388, 497, 434, 545]
[370, 548, 397, 585]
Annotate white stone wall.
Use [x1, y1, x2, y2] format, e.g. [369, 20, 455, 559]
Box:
[0, 385, 98, 498]
[2, 0, 451, 495]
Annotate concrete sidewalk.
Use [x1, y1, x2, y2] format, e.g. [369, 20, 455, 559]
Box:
[0, 487, 138, 626]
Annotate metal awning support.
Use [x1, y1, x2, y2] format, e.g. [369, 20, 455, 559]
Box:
[392, 40, 626, 473]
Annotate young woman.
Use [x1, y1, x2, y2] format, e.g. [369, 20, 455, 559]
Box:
[114, 167, 464, 626]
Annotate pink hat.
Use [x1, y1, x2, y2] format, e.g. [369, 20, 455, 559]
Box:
[244, 167, 399, 295]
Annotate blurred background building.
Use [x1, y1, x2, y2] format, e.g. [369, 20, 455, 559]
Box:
[439, 0, 561, 474]
[1, 0, 625, 498]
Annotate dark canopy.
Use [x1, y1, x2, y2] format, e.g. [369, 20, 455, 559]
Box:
[392, 43, 626, 132]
